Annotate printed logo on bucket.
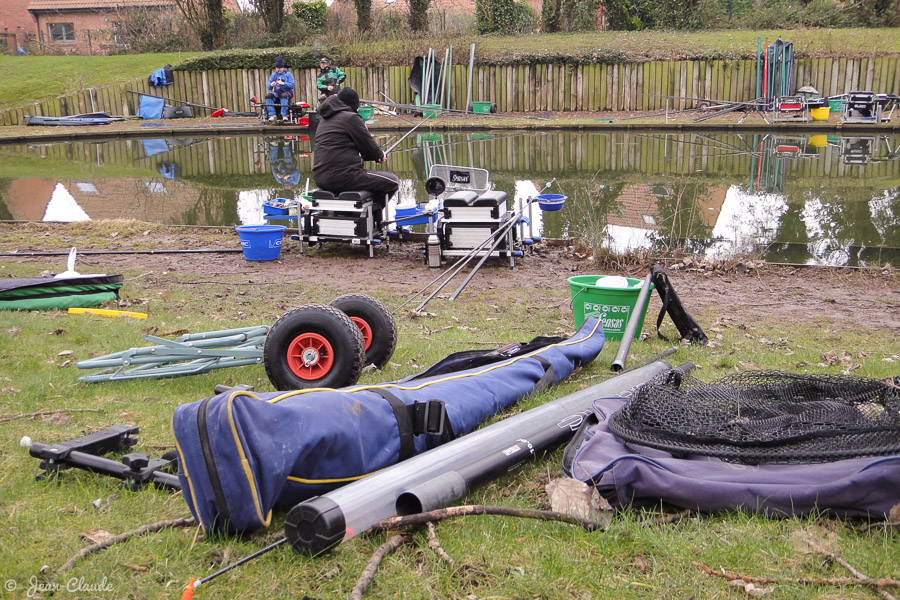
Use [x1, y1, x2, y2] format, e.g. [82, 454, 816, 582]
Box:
[583, 302, 630, 332]
[269, 239, 283, 248]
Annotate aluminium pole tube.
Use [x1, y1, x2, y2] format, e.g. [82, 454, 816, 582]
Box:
[283, 359, 677, 556]
[610, 272, 653, 372]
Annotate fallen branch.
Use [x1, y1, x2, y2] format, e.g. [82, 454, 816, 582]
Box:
[426, 522, 454, 566]
[797, 531, 900, 600]
[692, 561, 900, 590]
[375, 504, 605, 532]
[349, 534, 411, 600]
[55, 517, 195, 578]
[0, 408, 104, 423]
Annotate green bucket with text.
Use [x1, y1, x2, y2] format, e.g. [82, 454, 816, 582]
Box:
[567, 275, 654, 340]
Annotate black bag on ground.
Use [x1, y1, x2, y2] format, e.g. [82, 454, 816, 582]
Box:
[162, 105, 193, 119]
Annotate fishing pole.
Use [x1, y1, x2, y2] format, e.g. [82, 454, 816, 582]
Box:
[383, 117, 432, 156]
[396, 183, 549, 315]
[378, 92, 416, 125]
[448, 178, 555, 301]
[181, 537, 288, 599]
[405, 220, 519, 313]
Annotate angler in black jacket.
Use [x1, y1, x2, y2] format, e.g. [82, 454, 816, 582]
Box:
[312, 88, 399, 227]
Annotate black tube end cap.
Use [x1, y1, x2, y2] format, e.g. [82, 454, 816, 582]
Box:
[284, 496, 346, 556]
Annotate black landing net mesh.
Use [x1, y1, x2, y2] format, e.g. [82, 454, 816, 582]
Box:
[608, 370, 900, 464]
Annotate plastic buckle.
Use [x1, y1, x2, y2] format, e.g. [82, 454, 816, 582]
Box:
[413, 400, 446, 436]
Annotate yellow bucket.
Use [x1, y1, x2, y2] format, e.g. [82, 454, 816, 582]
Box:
[808, 134, 827, 148]
[810, 107, 830, 121]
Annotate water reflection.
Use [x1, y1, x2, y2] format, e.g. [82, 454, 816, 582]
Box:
[0, 130, 897, 267]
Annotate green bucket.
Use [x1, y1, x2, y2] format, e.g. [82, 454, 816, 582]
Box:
[828, 99, 845, 113]
[357, 106, 374, 120]
[567, 275, 654, 340]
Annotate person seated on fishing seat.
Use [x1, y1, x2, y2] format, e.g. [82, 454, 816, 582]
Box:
[312, 87, 399, 230]
[316, 57, 346, 101]
[266, 56, 295, 123]
[270, 138, 301, 189]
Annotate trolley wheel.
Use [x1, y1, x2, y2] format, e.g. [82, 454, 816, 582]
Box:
[264, 303, 365, 390]
[329, 294, 397, 368]
[699, 102, 710, 110]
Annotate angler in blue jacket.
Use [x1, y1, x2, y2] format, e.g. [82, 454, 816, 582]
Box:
[266, 56, 295, 123]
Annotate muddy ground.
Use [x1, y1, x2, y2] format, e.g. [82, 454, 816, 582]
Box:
[2, 222, 897, 335]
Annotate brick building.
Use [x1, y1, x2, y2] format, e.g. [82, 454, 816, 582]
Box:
[26, 0, 177, 55]
[0, 0, 35, 54]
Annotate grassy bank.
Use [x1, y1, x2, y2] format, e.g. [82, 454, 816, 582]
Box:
[0, 221, 897, 599]
[2, 28, 898, 108]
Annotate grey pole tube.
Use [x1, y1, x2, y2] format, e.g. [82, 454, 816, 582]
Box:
[283, 359, 677, 556]
[610, 272, 654, 372]
[465, 43, 475, 114]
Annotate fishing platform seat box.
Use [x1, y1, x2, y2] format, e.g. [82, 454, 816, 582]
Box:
[842, 91, 882, 124]
[307, 190, 379, 257]
[440, 190, 514, 256]
[443, 191, 508, 221]
[310, 189, 374, 210]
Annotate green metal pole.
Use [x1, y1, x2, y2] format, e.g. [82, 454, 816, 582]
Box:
[756, 38, 761, 101]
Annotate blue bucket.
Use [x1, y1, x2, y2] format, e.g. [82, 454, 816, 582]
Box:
[537, 194, 567, 211]
[235, 225, 286, 261]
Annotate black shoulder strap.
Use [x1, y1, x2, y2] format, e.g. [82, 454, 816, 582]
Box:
[650, 264, 708, 345]
[371, 389, 455, 462]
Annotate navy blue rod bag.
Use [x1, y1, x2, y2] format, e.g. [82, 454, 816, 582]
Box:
[173, 319, 605, 532]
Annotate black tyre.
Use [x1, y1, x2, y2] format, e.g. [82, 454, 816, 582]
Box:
[264, 303, 365, 390]
[329, 294, 398, 368]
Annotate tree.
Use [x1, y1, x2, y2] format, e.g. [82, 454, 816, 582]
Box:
[174, 0, 226, 49]
[408, 0, 431, 32]
[354, 0, 373, 30]
[251, 0, 285, 35]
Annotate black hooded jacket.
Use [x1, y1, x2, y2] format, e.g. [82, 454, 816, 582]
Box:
[312, 95, 384, 190]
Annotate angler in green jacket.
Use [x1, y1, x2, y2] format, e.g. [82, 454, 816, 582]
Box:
[316, 57, 346, 100]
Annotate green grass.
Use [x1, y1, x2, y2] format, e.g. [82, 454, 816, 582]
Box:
[0, 52, 201, 109]
[0, 225, 898, 599]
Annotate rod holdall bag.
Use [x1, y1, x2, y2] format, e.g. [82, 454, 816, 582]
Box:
[650, 263, 707, 345]
[162, 105, 193, 119]
[173, 319, 606, 533]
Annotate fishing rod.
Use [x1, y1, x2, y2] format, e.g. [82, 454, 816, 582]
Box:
[448, 178, 555, 301]
[384, 118, 432, 156]
[396, 180, 551, 314]
[360, 98, 550, 121]
[181, 537, 288, 599]
[407, 218, 521, 313]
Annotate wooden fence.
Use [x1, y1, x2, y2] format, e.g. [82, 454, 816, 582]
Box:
[2, 57, 899, 126]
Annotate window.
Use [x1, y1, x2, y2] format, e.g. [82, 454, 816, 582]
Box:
[48, 22, 75, 43]
[112, 21, 127, 45]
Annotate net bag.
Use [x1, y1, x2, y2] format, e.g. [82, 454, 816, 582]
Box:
[608, 370, 900, 464]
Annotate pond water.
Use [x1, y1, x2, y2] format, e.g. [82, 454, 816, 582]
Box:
[1, 129, 898, 267]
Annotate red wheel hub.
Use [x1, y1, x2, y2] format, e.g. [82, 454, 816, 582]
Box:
[348, 316, 372, 351]
[286, 332, 334, 380]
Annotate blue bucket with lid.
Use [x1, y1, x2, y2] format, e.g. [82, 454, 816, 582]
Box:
[236, 225, 286, 261]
